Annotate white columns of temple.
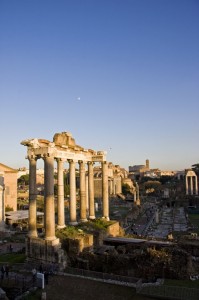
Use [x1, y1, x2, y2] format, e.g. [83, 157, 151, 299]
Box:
[79, 161, 87, 222]
[186, 172, 198, 195]
[85, 174, 89, 214]
[88, 161, 95, 219]
[68, 159, 78, 225]
[109, 179, 113, 195]
[57, 158, 65, 229]
[44, 155, 56, 240]
[195, 176, 198, 195]
[186, 175, 189, 195]
[102, 161, 109, 220]
[28, 155, 38, 238]
[190, 176, 193, 195]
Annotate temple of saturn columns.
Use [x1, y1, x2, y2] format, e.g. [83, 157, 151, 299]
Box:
[185, 169, 198, 196]
[21, 132, 110, 263]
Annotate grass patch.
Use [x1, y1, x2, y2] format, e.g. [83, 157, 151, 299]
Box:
[0, 253, 26, 264]
[56, 219, 116, 239]
[81, 219, 116, 231]
[23, 289, 42, 299]
[188, 214, 199, 233]
[56, 226, 85, 239]
[164, 279, 199, 289]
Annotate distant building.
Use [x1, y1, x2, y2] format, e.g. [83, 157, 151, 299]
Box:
[0, 163, 17, 222]
[129, 159, 151, 179]
[94, 163, 127, 198]
[17, 167, 29, 179]
[156, 170, 176, 177]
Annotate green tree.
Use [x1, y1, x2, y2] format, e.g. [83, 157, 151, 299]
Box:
[18, 174, 29, 185]
[192, 163, 199, 176]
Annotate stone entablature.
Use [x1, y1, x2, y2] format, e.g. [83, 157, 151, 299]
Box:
[21, 132, 106, 163]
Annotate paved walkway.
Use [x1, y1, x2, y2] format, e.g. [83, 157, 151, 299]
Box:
[146, 207, 188, 239]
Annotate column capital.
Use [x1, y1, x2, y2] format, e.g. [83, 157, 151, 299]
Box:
[68, 159, 77, 163]
[42, 153, 54, 160]
[78, 160, 84, 164]
[87, 161, 94, 165]
[27, 154, 38, 161]
[55, 157, 64, 162]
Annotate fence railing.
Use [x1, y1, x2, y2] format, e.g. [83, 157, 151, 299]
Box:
[64, 266, 139, 286]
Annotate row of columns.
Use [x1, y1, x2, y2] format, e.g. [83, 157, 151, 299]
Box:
[28, 155, 109, 241]
[186, 175, 198, 195]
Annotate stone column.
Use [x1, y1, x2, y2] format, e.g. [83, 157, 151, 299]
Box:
[185, 175, 189, 195]
[109, 179, 113, 195]
[195, 176, 198, 195]
[69, 160, 78, 225]
[134, 191, 137, 203]
[28, 155, 38, 238]
[88, 161, 95, 219]
[136, 182, 140, 205]
[79, 161, 87, 222]
[44, 155, 56, 240]
[57, 158, 65, 228]
[190, 176, 193, 195]
[102, 161, 109, 220]
[85, 174, 89, 214]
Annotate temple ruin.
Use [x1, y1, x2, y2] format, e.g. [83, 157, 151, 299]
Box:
[21, 132, 110, 264]
[185, 169, 198, 196]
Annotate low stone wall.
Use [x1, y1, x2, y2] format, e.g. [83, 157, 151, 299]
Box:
[64, 234, 93, 256]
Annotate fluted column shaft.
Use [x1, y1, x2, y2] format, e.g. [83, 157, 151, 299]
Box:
[195, 176, 198, 195]
[85, 175, 89, 212]
[79, 161, 87, 222]
[185, 175, 188, 195]
[44, 155, 56, 240]
[88, 162, 95, 219]
[57, 159, 65, 228]
[102, 161, 109, 220]
[28, 156, 38, 237]
[69, 160, 78, 225]
[190, 176, 193, 195]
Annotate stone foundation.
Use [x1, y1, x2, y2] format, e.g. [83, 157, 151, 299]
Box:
[63, 234, 93, 256]
[107, 222, 120, 237]
[26, 237, 66, 269]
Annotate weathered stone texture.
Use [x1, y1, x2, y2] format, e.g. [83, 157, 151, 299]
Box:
[0, 163, 17, 212]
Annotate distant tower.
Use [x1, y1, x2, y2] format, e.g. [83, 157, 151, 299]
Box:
[146, 159, 150, 170]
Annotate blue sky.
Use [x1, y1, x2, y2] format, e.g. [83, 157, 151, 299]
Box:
[0, 0, 198, 171]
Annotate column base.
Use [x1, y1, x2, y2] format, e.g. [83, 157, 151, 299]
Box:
[89, 216, 95, 220]
[69, 221, 78, 226]
[28, 231, 38, 238]
[44, 236, 57, 242]
[102, 216, 110, 221]
[136, 199, 141, 206]
[57, 224, 66, 229]
[80, 218, 88, 223]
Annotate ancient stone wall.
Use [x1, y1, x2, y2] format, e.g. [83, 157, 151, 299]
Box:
[3, 171, 17, 211]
